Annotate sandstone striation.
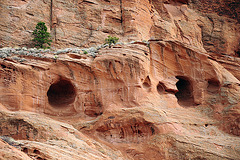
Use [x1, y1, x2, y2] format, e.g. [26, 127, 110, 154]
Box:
[1, 0, 239, 57]
[0, 0, 240, 160]
[0, 40, 239, 159]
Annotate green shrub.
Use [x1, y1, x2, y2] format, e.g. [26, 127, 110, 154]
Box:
[83, 50, 88, 54]
[105, 36, 119, 48]
[32, 22, 52, 49]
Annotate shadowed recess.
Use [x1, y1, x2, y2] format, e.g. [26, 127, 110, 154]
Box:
[207, 79, 220, 93]
[157, 82, 166, 94]
[47, 79, 76, 107]
[175, 76, 194, 106]
[143, 76, 151, 89]
[236, 50, 240, 57]
[96, 118, 158, 143]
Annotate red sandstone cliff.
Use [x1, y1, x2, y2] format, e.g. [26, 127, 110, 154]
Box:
[1, 0, 239, 56]
[0, 0, 240, 160]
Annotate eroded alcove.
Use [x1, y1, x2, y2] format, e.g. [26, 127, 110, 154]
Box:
[175, 76, 194, 106]
[96, 118, 157, 143]
[235, 50, 240, 57]
[157, 82, 166, 94]
[207, 79, 220, 93]
[47, 78, 76, 107]
[142, 76, 151, 89]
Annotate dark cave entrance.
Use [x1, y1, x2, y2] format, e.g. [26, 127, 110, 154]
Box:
[235, 50, 240, 57]
[175, 76, 194, 106]
[47, 79, 76, 107]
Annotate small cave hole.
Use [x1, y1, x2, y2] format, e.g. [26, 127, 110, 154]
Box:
[157, 82, 166, 94]
[108, 116, 115, 119]
[142, 76, 151, 89]
[150, 127, 155, 135]
[22, 148, 28, 154]
[137, 130, 143, 135]
[1, 64, 6, 68]
[119, 128, 124, 139]
[175, 76, 194, 106]
[205, 124, 208, 127]
[207, 79, 220, 93]
[47, 79, 76, 107]
[235, 50, 240, 57]
[33, 149, 40, 154]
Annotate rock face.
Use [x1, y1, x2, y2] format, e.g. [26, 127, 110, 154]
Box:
[0, 41, 240, 159]
[0, 138, 31, 160]
[0, 0, 240, 160]
[1, 0, 239, 56]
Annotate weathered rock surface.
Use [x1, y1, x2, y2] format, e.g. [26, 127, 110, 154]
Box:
[0, 41, 239, 159]
[1, 0, 239, 57]
[0, 138, 31, 160]
[0, 110, 125, 160]
[189, 0, 240, 56]
[0, 0, 240, 159]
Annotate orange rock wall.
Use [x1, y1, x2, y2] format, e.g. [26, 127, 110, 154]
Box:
[1, 0, 239, 57]
[0, 41, 239, 133]
[1, 41, 239, 159]
[0, 0, 240, 159]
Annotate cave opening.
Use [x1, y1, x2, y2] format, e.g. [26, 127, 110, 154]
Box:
[175, 76, 194, 106]
[235, 50, 240, 57]
[47, 79, 76, 107]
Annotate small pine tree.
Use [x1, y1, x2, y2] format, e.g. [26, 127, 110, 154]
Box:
[32, 22, 52, 49]
[105, 36, 119, 48]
